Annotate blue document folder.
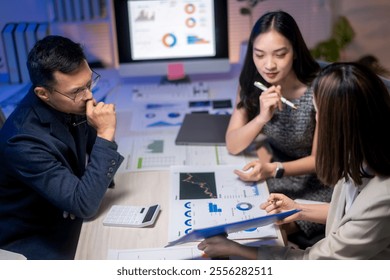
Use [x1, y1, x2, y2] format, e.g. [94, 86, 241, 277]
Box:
[166, 209, 300, 247]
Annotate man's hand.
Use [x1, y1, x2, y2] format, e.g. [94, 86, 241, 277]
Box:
[86, 99, 116, 141]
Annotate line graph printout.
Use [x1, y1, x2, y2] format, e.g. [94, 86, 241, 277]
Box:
[168, 165, 277, 243]
[116, 135, 247, 172]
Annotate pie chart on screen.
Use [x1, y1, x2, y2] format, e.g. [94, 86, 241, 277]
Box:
[162, 33, 177, 47]
[184, 3, 196, 14]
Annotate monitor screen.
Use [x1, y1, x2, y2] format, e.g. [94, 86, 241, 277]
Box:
[113, 0, 230, 80]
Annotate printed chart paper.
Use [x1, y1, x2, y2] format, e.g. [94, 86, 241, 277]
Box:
[167, 209, 300, 247]
[117, 135, 248, 172]
[168, 165, 278, 243]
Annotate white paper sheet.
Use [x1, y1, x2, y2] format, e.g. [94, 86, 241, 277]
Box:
[168, 165, 277, 243]
[117, 135, 248, 172]
[107, 245, 204, 260]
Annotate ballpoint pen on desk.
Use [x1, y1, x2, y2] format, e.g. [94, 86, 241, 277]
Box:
[253, 81, 298, 110]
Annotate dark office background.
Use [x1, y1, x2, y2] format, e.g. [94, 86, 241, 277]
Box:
[1, 0, 389, 82]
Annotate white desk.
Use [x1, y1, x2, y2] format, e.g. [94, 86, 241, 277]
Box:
[74, 169, 285, 259]
[75, 171, 171, 259]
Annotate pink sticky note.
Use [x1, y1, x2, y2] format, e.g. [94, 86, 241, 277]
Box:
[167, 63, 186, 80]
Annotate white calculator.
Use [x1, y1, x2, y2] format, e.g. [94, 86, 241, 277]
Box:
[103, 204, 161, 228]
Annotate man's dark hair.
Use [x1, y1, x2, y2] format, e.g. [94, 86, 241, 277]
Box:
[27, 35, 86, 87]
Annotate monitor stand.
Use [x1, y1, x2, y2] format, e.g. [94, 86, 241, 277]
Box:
[160, 63, 191, 84]
[160, 75, 191, 84]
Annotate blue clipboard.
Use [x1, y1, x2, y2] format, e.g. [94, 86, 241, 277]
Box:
[166, 208, 301, 247]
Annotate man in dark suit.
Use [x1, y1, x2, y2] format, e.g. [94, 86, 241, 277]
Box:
[0, 35, 124, 259]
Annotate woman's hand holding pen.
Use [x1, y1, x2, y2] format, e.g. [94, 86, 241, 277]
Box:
[254, 82, 298, 110]
[256, 85, 283, 124]
[260, 193, 301, 225]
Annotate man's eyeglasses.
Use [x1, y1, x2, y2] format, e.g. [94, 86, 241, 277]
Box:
[49, 70, 100, 102]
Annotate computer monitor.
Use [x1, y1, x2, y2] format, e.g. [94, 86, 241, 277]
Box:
[113, 0, 230, 81]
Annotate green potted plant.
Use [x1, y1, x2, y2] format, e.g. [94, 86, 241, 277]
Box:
[310, 16, 355, 62]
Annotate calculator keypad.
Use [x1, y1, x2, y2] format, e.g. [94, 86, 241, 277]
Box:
[103, 205, 160, 228]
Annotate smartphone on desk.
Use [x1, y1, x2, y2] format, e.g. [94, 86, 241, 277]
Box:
[103, 204, 161, 228]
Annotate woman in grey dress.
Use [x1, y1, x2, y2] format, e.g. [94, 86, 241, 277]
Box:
[226, 11, 332, 241]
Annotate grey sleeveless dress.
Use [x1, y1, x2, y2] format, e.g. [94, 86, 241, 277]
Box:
[260, 89, 333, 238]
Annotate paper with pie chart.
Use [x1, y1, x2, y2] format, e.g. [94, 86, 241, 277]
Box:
[166, 209, 300, 247]
[168, 165, 279, 243]
[191, 198, 269, 229]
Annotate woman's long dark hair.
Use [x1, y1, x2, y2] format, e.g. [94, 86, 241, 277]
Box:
[238, 11, 320, 120]
[313, 62, 390, 186]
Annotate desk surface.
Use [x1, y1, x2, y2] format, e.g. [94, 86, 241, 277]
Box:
[75, 170, 285, 260]
[75, 171, 171, 259]
[75, 70, 285, 260]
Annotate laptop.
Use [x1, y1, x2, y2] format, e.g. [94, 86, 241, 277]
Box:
[175, 113, 231, 145]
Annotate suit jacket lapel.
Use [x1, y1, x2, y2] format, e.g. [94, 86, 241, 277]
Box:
[30, 92, 78, 159]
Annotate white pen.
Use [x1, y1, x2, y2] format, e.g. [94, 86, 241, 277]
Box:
[254, 81, 298, 110]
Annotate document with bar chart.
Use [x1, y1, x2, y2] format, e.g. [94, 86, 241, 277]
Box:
[116, 135, 248, 172]
[167, 165, 278, 243]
